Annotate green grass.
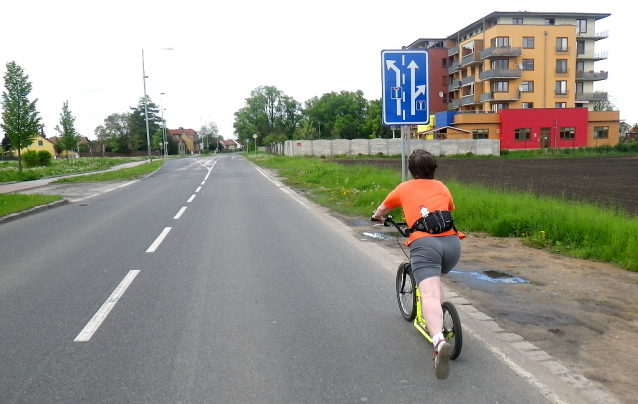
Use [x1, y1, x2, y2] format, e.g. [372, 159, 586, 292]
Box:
[0, 157, 146, 183]
[52, 160, 163, 182]
[249, 154, 638, 271]
[0, 194, 63, 217]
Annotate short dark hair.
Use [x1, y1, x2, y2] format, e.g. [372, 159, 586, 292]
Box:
[408, 149, 437, 179]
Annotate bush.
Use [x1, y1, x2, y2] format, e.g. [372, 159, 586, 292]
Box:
[21, 150, 40, 168]
[38, 150, 52, 166]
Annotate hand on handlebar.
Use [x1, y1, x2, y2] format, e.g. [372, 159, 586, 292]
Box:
[370, 215, 385, 224]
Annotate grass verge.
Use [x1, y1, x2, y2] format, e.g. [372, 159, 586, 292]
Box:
[0, 194, 63, 217]
[52, 160, 163, 182]
[249, 154, 638, 271]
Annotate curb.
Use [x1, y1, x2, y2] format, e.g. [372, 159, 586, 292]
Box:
[0, 199, 69, 225]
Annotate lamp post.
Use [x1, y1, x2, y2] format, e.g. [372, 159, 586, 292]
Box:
[142, 49, 152, 162]
[160, 92, 167, 159]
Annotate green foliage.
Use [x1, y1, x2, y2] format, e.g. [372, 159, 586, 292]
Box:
[305, 90, 368, 139]
[38, 150, 52, 166]
[0, 157, 144, 182]
[21, 150, 40, 168]
[53, 159, 162, 182]
[129, 97, 161, 151]
[55, 100, 80, 156]
[1, 61, 42, 172]
[250, 154, 638, 271]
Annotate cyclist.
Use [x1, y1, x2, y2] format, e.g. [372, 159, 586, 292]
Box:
[371, 149, 464, 380]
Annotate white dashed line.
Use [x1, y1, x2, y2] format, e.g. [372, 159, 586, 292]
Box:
[187, 195, 196, 203]
[146, 227, 172, 252]
[173, 207, 187, 219]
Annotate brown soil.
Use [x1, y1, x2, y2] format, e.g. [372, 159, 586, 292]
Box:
[337, 156, 638, 403]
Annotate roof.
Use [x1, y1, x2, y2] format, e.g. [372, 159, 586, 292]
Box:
[168, 128, 197, 136]
[418, 126, 472, 135]
[47, 136, 89, 145]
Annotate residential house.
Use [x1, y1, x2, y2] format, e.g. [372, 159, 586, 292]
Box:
[48, 136, 89, 158]
[169, 128, 200, 155]
[11, 135, 56, 157]
[219, 139, 242, 152]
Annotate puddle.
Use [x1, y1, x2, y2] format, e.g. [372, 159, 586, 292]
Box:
[450, 270, 528, 284]
[361, 232, 396, 241]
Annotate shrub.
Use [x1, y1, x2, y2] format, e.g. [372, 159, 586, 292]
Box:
[38, 150, 52, 166]
[21, 150, 40, 168]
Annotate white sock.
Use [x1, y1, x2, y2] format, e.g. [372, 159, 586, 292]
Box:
[432, 333, 445, 351]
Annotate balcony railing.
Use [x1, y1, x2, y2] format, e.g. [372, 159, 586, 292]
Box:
[448, 46, 459, 56]
[479, 69, 522, 80]
[480, 46, 521, 59]
[577, 30, 609, 40]
[576, 92, 608, 102]
[448, 60, 460, 74]
[461, 94, 481, 106]
[577, 51, 608, 61]
[447, 80, 461, 92]
[576, 71, 608, 81]
[461, 52, 481, 67]
[480, 91, 521, 102]
[461, 75, 475, 86]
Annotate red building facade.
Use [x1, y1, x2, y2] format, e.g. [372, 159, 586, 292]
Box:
[499, 109, 589, 150]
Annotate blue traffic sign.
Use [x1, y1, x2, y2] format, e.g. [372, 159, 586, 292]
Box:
[381, 50, 429, 126]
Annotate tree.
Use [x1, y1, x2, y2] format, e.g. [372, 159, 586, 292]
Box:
[129, 96, 161, 151]
[94, 113, 133, 153]
[1, 61, 42, 172]
[233, 86, 301, 146]
[361, 99, 392, 139]
[55, 100, 80, 160]
[304, 90, 368, 139]
[591, 93, 616, 112]
[198, 121, 219, 151]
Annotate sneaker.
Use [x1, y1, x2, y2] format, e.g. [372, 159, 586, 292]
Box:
[434, 341, 451, 380]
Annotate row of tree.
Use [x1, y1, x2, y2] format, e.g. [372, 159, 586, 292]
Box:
[232, 86, 392, 147]
[1, 61, 82, 171]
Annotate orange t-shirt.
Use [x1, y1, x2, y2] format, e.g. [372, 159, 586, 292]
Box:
[382, 179, 464, 245]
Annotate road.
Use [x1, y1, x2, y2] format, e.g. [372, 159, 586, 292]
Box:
[0, 155, 598, 403]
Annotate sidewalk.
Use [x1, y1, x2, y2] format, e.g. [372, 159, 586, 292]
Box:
[0, 160, 149, 194]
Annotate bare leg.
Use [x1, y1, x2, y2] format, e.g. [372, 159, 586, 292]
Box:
[418, 276, 444, 337]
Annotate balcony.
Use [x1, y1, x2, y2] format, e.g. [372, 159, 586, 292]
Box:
[461, 52, 481, 67]
[448, 45, 459, 56]
[448, 60, 460, 74]
[479, 69, 521, 80]
[576, 92, 608, 102]
[576, 71, 608, 81]
[447, 80, 461, 92]
[480, 46, 521, 59]
[461, 94, 481, 106]
[461, 75, 475, 86]
[480, 91, 520, 102]
[577, 30, 609, 41]
[577, 51, 608, 61]
[450, 99, 461, 109]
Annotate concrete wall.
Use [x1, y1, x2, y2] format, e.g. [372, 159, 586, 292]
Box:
[268, 139, 500, 157]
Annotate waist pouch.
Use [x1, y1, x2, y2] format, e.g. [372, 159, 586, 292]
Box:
[411, 210, 455, 234]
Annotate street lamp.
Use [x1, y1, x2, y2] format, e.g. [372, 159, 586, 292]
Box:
[160, 92, 166, 158]
[142, 48, 173, 162]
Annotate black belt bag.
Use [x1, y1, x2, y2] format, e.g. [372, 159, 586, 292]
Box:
[411, 210, 455, 234]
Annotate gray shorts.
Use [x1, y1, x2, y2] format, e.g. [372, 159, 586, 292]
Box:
[409, 235, 461, 284]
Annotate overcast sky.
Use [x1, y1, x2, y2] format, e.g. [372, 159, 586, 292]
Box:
[1, 0, 632, 141]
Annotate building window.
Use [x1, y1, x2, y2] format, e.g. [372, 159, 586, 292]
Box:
[545, 18, 555, 25]
[492, 37, 510, 47]
[515, 128, 531, 140]
[513, 18, 523, 24]
[576, 61, 585, 72]
[577, 19, 587, 34]
[556, 37, 568, 52]
[521, 81, 534, 92]
[556, 59, 568, 73]
[577, 41, 585, 55]
[491, 103, 509, 111]
[560, 127, 575, 139]
[555, 102, 567, 108]
[442, 58, 447, 68]
[493, 81, 509, 92]
[442, 76, 448, 86]
[473, 129, 489, 139]
[555, 81, 567, 95]
[576, 82, 584, 94]
[522, 37, 534, 49]
[522, 59, 534, 70]
[594, 126, 609, 139]
[491, 59, 509, 69]
[522, 102, 534, 109]
[38, 140, 43, 146]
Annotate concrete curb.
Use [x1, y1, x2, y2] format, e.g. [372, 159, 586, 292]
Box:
[0, 199, 69, 225]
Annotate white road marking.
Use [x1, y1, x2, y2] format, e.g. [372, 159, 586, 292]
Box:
[146, 227, 172, 252]
[195, 186, 201, 193]
[201, 181, 205, 185]
[173, 207, 187, 219]
[187, 195, 196, 203]
[74, 270, 140, 342]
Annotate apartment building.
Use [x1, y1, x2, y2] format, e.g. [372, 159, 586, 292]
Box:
[406, 11, 618, 149]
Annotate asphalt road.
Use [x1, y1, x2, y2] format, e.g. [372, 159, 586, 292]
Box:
[0, 155, 580, 403]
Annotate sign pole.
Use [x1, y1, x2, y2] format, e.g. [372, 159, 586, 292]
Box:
[401, 125, 406, 182]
